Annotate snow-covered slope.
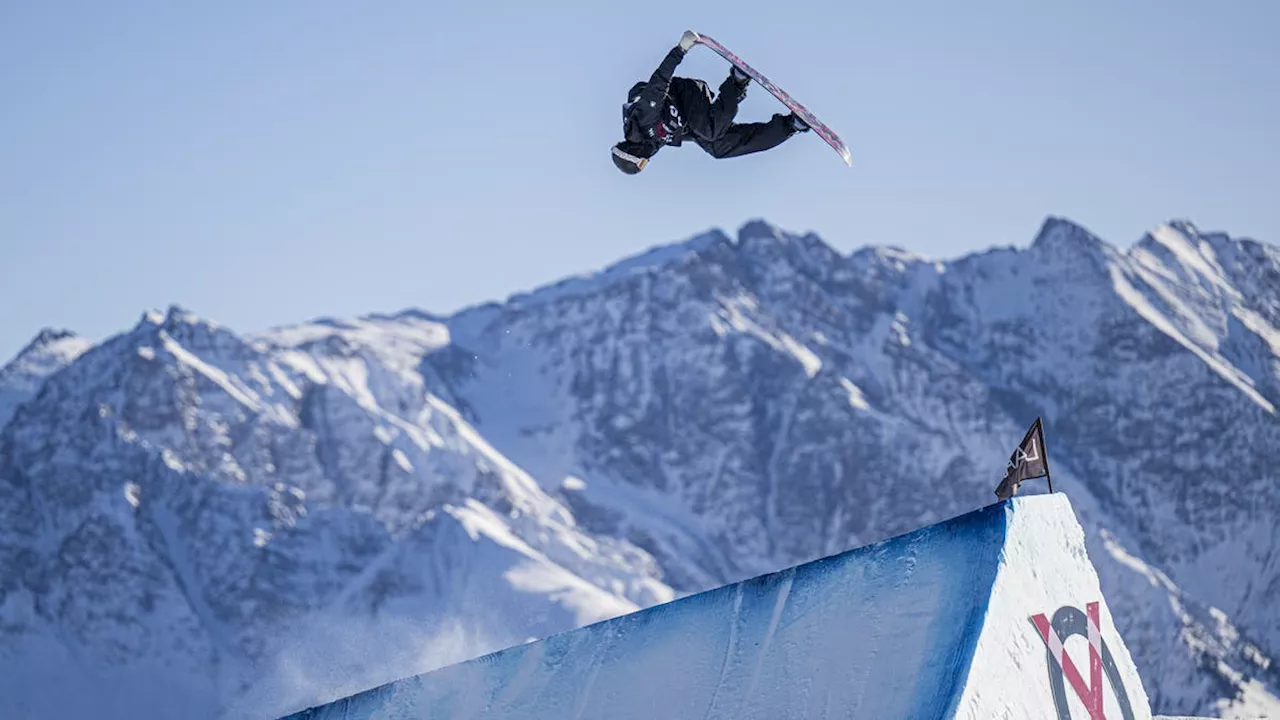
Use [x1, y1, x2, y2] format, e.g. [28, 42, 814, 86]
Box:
[0, 310, 670, 720]
[0, 328, 91, 429]
[1, 216, 1277, 718]
[284, 495, 1154, 720]
[426, 217, 1280, 717]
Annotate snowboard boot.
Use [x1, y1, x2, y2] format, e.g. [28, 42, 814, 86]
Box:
[728, 66, 751, 102]
[775, 112, 811, 135]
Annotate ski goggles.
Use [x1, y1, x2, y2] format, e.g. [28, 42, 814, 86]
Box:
[611, 145, 648, 171]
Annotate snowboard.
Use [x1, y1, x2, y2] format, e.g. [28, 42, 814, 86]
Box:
[693, 32, 852, 167]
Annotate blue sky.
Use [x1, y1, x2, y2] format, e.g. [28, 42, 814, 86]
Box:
[2, 0, 1277, 362]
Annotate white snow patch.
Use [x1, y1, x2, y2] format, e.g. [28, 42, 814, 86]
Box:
[1109, 266, 1274, 413]
[1101, 528, 1175, 590]
[1233, 306, 1280, 358]
[502, 560, 637, 627]
[315, 356, 378, 411]
[123, 483, 141, 509]
[161, 449, 185, 471]
[839, 378, 870, 410]
[257, 316, 449, 379]
[1212, 675, 1280, 719]
[780, 334, 822, 377]
[1147, 225, 1231, 292]
[392, 449, 413, 473]
[273, 351, 330, 385]
[159, 332, 264, 411]
[718, 296, 823, 377]
[891, 312, 913, 347]
[266, 362, 305, 399]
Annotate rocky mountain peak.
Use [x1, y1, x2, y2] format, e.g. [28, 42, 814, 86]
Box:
[1, 215, 1277, 719]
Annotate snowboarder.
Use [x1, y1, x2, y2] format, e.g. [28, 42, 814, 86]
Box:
[611, 30, 810, 174]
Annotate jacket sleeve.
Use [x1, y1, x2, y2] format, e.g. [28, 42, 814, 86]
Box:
[632, 46, 686, 127]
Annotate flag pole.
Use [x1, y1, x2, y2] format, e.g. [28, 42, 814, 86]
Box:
[1039, 418, 1054, 493]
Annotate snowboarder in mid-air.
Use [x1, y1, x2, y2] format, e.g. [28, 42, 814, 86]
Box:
[612, 30, 810, 174]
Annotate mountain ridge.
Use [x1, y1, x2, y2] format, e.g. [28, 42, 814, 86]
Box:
[1, 215, 1277, 719]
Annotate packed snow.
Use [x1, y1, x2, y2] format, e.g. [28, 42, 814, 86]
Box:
[281, 495, 1152, 720]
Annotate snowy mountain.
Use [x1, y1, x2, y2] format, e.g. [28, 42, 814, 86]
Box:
[1, 217, 1277, 719]
[0, 328, 91, 429]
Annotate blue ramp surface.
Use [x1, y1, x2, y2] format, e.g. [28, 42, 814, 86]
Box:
[281, 502, 1010, 719]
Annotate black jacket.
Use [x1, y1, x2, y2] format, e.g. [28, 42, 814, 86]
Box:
[624, 46, 746, 156]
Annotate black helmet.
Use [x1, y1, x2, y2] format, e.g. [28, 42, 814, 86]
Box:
[612, 142, 649, 174]
[621, 82, 648, 143]
[614, 83, 655, 174]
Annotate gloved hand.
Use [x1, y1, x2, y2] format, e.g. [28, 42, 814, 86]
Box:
[679, 30, 700, 51]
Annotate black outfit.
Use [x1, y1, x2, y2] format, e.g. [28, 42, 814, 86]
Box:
[617, 45, 798, 167]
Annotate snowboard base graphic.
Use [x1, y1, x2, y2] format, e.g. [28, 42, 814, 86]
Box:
[694, 33, 852, 167]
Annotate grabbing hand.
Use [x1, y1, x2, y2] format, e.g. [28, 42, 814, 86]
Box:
[679, 30, 700, 51]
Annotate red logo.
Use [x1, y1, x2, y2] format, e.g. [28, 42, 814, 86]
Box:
[1030, 602, 1135, 720]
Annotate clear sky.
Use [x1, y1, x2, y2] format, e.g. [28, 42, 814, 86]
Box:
[2, 0, 1277, 362]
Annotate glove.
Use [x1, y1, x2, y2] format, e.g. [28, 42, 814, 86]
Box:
[679, 30, 700, 51]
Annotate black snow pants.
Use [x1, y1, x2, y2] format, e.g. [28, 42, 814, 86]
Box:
[670, 72, 796, 160]
[695, 114, 796, 159]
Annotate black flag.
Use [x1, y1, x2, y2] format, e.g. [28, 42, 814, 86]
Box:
[994, 417, 1052, 500]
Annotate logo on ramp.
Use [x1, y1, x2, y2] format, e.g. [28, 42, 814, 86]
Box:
[1031, 602, 1136, 720]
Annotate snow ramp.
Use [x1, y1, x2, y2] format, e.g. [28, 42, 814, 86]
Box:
[279, 494, 1154, 719]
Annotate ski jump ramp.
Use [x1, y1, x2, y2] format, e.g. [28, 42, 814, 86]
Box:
[281, 494, 1157, 719]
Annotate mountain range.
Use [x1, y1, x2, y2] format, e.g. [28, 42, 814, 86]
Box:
[1, 216, 1277, 719]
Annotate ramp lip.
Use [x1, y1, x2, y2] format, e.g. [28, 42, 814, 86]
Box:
[933, 501, 1014, 719]
[276, 500, 1035, 719]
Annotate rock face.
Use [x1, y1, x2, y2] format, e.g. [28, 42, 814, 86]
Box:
[1, 217, 1277, 719]
[0, 329, 91, 429]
